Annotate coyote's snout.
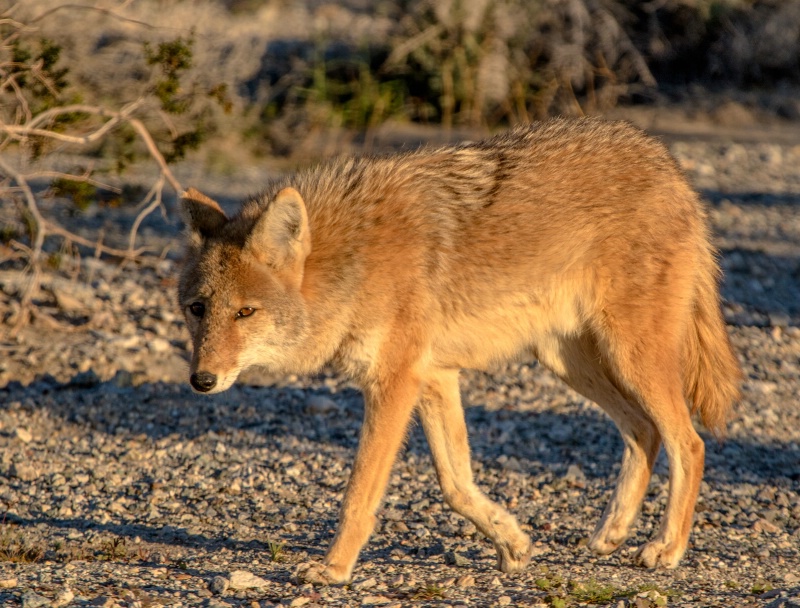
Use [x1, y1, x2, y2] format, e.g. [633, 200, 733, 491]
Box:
[177, 118, 741, 585]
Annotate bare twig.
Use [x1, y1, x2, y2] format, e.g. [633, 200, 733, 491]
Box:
[26, 98, 145, 130]
[127, 117, 182, 194]
[0, 156, 46, 259]
[3, 108, 134, 146]
[45, 223, 151, 258]
[0, 17, 32, 32]
[0, 74, 31, 126]
[27, 170, 121, 194]
[127, 175, 164, 256]
[28, 4, 157, 30]
[381, 24, 445, 71]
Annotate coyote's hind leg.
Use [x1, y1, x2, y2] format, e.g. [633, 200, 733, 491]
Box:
[548, 334, 662, 555]
[594, 324, 704, 568]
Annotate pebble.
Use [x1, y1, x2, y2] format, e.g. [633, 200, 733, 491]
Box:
[86, 597, 117, 608]
[209, 576, 229, 595]
[52, 588, 74, 608]
[52, 287, 86, 312]
[306, 394, 339, 414]
[352, 576, 377, 591]
[0, 578, 17, 589]
[564, 463, 586, 487]
[148, 337, 171, 353]
[228, 570, 269, 590]
[444, 550, 470, 567]
[753, 518, 781, 534]
[361, 596, 392, 605]
[14, 427, 32, 443]
[21, 592, 51, 608]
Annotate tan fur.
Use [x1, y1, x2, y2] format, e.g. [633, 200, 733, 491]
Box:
[177, 117, 741, 583]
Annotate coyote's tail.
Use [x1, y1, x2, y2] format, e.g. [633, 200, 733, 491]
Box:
[683, 245, 742, 437]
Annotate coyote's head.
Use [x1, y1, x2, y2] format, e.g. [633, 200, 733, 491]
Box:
[177, 187, 311, 393]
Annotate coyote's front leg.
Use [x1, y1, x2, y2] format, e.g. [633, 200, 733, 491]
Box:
[419, 369, 532, 572]
[296, 364, 421, 585]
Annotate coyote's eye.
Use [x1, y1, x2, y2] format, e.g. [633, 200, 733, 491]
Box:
[236, 307, 255, 319]
[188, 302, 205, 318]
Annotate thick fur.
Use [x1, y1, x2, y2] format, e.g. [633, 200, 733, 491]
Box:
[177, 118, 741, 584]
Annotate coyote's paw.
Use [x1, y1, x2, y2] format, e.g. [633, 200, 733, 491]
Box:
[496, 536, 533, 574]
[294, 562, 350, 586]
[587, 525, 628, 556]
[587, 535, 621, 556]
[633, 539, 685, 569]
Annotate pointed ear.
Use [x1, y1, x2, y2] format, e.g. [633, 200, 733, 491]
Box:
[246, 187, 311, 273]
[180, 188, 227, 241]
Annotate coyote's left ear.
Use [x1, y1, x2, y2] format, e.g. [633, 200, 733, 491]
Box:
[180, 188, 228, 243]
[245, 187, 311, 278]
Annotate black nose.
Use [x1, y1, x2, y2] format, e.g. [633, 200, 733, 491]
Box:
[190, 372, 217, 392]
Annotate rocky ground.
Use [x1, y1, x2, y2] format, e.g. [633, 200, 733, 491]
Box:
[1, 122, 799, 607]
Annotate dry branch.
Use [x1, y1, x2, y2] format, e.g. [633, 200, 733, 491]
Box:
[0, 101, 182, 335]
[0, 4, 202, 335]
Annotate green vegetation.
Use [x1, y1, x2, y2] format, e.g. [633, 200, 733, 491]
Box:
[51, 178, 97, 211]
[268, 540, 285, 563]
[535, 573, 565, 592]
[0, 525, 45, 563]
[531, 568, 677, 607]
[751, 579, 775, 594]
[99, 535, 128, 561]
[412, 583, 446, 600]
[568, 579, 620, 604]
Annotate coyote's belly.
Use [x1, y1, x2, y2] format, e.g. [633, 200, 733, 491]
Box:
[430, 279, 586, 371]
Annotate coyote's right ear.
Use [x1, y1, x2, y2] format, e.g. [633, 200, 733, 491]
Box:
[245, 187, 310, 284]
[180, 188, 227, 242]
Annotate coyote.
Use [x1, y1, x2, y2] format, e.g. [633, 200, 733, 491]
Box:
[177, 118, 741, 584]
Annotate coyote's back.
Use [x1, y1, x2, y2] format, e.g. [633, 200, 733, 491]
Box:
[178, 118, 741, 583]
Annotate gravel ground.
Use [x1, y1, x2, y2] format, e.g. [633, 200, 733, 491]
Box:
[1, 125, 800, 607]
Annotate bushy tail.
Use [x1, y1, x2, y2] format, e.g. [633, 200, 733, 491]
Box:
[683, 247, 742, 437]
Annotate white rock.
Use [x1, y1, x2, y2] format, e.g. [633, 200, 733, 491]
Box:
[148, 337, 171, 353]
[9, 462, 39, 481]
[14, 427, 32, 443]
[306, 394, 339, 414]
[21, 592, 50, 608]
[352, 577, 377, 591]
[228, 570, 269, 590]
[361, 596, 392, 605]
[52, 588, 74, 608]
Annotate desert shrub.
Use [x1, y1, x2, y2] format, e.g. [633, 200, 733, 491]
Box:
[251, 0, 657, 150]
[618, 0, 800, 87]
